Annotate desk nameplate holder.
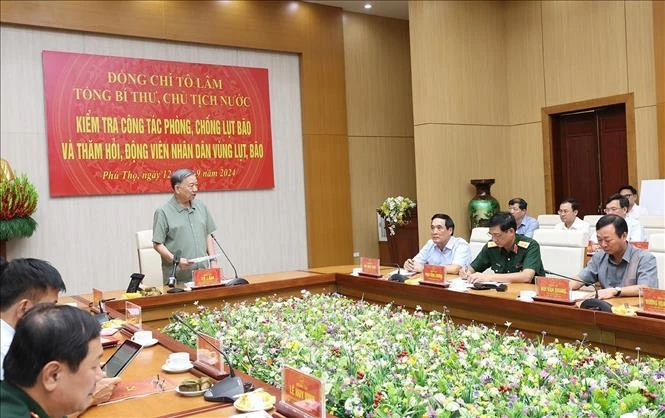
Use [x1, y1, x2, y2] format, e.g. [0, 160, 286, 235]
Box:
[636, 288, 665, 320]
[533, 277, 577, 306]
[419, 265, 449, 288]
[358, 257, 382, 278]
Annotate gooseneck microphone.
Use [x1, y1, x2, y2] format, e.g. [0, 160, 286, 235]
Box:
[210, 233, 247, 285]
[543, 269, 611, 311]
[171, 313, 246, 402]
[389, 263, 408, 282]
[168, 250, 182, 288]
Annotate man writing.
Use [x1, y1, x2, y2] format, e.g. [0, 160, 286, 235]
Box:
[1, 304, 105, 418]
[0, 257, 119, 407]
[404, 214, 471, 275]
[461, 212, 545, 283]
[571, 215, 657, 298]
[153, 168, 219, 284]
[507, 197, 539, 238]
[554, 197, 590, 241]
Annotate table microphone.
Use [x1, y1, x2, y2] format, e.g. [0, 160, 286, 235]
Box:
[168, 250, 182, 288]
[543, 270, 612, 312]
[210, 233, 247, 285]
[171, 313, 246, 402]
[389, 264, 408, 282]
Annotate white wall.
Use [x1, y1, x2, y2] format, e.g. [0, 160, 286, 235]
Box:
[0, 26, 308, 295]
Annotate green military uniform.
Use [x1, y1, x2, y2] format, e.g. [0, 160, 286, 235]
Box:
[153, 196, 217, 284]
[470, 235, 545, 280]
[1, 380, 50, 418]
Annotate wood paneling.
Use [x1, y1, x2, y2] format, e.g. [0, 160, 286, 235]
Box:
[504, 1, 545, 125]
[343, 13, 413, 137]
[0, 0, 353, 267]
[654, 0, 665, 177]
[507, 123, 547, 216]
[414, 124, 510, 242]
[348, 137, 416, 259]
[635, 106, 661, 182]
[626, 0, 657, 108]
[541, 1, 628, 106]
[409, 1, 507, 126]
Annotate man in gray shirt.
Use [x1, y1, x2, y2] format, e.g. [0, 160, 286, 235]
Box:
[571, 215, 658, 299]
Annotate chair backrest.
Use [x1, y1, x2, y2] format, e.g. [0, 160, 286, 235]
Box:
[469, 227, 489, 260]
[532, 229, 586, 279]
[641, 215, 665, 241]
[648, 233, 665, 289]
[583, 215, 603, 228]
[537, 214, 560, 229]
[136, 230, 164, 288]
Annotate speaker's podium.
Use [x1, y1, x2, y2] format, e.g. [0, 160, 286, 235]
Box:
[379, 211, 419, 266]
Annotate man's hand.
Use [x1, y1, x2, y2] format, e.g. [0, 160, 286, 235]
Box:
[91, 376, 121, 405]
[597, 288, 619, 300]
[178, 258, 194, 269]
[404, 258, 415, 271]
[466, 272, 490, 284]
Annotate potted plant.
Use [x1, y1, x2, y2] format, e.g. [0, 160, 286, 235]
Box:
[376, 196, 416, 236]
[0, 160, 39, 241]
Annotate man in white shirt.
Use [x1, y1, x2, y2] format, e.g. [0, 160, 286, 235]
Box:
[0, 257, 118, 407]
[591, 194, 645, 243]
[404, 213, 471, 274]
[618, 185, 648, 220]
[554, 198, 590, 241]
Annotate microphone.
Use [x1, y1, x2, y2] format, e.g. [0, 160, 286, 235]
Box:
[389, 264, 408, 282]
[171, 313, 247, 402]
[168, 249, 182, 288]
[210, 233, 248, 285]
[543, 270, 611, 312]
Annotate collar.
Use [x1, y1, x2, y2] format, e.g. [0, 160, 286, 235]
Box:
[435, 236, 457, 252]
[169, 196, 194, 213]
[0, 380, 50, 418]
[1, 318, 15, 339]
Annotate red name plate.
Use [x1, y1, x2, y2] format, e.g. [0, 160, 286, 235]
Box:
[92, 288, 103, 313]
[536, 277, 571, 301]
[359, 257, 380, 276]
[642, 288, 665, 314]
[422, 265, 446, 283]
[630, 241, 648, 250]
[281, 365, 325, 418]
[193, 268, 222, 287]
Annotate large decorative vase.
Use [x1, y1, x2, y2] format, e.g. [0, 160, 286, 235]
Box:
[468, 179, 500, 230]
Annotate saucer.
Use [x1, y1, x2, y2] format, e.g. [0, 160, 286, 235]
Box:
[161, 362, 193, 373]
[131, 337, 159, 347]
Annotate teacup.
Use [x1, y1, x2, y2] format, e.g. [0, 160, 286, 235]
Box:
[132, 330, 153, 344]
[519, 290, 537, 302]
[166, 352, 190, 368]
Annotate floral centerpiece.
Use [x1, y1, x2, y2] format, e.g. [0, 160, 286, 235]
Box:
[0, 160, 39, 241]
[377, 196, 416, 236]
[162, 292, 665, 417]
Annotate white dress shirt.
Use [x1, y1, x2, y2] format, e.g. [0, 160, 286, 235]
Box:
[626, 203, 648, 220]
[0, 319, 15, 380]
[554, 217, 591, 242]
[590, 217, 646, 243]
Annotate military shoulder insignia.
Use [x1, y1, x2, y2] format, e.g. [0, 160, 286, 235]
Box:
[517, 241, 530, 249]
[487, 241, 498, 248]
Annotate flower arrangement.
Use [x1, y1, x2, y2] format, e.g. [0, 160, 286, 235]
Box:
[377, 196, 416, 236]
[0, 161, 39, 241]
[162, 292, 665, 417]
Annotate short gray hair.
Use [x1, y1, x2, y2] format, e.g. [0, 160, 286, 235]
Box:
[170, 169, 195, 189]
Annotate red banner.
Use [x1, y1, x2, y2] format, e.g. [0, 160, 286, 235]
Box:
[42, 51, 274, 196]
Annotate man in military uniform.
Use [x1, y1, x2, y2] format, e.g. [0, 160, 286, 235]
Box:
[462, 211, 545, 283]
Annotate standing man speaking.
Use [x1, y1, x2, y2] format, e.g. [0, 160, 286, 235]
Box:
[153, 168, 218, 284]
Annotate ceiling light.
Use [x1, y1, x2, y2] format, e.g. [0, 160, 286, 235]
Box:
[364, 3, 372, 10]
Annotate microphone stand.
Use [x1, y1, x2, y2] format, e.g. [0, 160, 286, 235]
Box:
[168, 250, 182, 288]
[543, 270, 610, 311]
[172, 313, 246, 402]
[210, 233, 245, 282]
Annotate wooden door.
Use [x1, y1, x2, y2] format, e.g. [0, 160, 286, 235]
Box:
[552, 104, 627, 218]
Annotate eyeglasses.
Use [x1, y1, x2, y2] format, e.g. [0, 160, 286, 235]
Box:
[487, 231, 505, 239]
[620, 193, 633, 198]
[557, 209, 572, 215]
[604, 207, 622, 214]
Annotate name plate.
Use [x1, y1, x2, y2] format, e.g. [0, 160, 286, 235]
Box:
[358, 257, 381, 277]
[533, 277, 574, 305]
[639, 288, 665, 318]
[630, 241, 648, 250]
[420, 265, 449, 288]
[195, 333, 226, 379]
[193, 268, 222, 287]
[92, 288, 103, 313]
[125, 301, 142, 330]
[277, 365, 325, 418]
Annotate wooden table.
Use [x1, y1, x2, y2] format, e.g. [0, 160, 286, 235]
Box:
[70, 267, 663, 417]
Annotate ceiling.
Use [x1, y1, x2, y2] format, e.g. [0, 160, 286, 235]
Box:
[305, 1, 409, 20]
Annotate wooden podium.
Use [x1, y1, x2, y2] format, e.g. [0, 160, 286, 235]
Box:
[379, 211, 419, 266]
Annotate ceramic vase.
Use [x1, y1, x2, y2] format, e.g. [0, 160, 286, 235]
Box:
[468, 179, 500, 230]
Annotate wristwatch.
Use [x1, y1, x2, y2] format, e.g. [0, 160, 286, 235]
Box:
[613, 287, 622, 297]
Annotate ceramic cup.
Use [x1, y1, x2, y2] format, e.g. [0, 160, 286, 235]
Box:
[166, 352, 190, 368]
[519, 290, 537, 302]
[132, 330, 152, 344]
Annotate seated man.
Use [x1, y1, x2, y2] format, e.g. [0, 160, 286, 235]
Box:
[0, 257, 118, 405]
[618, 184, 648, 220]
[507, 197, 539, 238]
[403, 213, 471, 274]
[0, 304, 104, 418]
[591, 194, 645, 243]
[461, 211, 545, 283]
[571, 215, 657, 298]
[554, 197, 590, 241]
